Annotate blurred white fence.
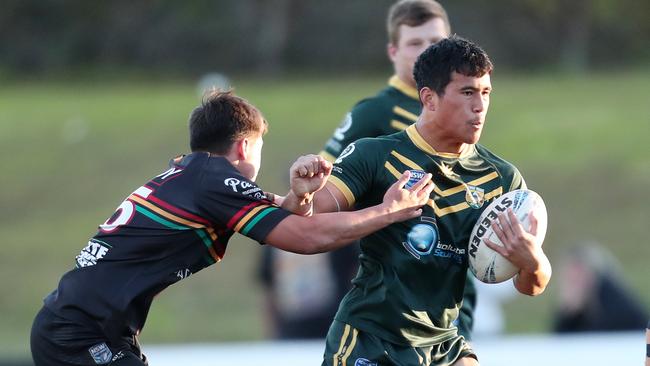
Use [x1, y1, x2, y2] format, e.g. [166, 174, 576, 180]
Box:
[144, 331, 644, 366]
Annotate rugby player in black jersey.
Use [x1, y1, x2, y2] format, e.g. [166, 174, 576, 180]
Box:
[30, 90, 434, 366]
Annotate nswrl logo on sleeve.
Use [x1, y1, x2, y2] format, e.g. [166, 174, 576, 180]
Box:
[88, 342, 112, 364]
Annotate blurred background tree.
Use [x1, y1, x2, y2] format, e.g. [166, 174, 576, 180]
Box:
[1, 0, 648, 79]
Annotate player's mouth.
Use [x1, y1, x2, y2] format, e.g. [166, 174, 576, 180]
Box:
[469, 119, 484, 129]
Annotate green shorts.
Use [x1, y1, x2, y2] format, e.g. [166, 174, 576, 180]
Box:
[322, 321, 477, 366]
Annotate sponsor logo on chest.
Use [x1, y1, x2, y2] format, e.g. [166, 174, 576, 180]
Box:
[224, 177, 265, 199]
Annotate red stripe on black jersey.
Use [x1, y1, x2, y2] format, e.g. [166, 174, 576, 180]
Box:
[226, 201, 263, 229]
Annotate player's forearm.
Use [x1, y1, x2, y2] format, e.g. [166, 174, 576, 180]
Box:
[266, 203, 395, 254]
[514, 253, 552, 296]
[310, 204, 395, 251]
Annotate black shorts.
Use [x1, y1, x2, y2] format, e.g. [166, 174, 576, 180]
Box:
[31, 307, 148, 366]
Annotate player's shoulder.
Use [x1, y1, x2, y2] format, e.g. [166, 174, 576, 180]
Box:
[355, 131, 404, 149]
[350, 87, 396, 117]
[475, 144, 514, 168]
[340, 133, 404, 162]
[474, 144, 524, 184]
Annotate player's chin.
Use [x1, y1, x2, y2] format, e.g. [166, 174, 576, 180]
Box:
[465, 131, 482, 144]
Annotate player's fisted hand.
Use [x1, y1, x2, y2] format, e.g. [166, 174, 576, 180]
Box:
[382, 170, 434, 222]
[289, 154, 333, 198]
[290, 154, 332, 178]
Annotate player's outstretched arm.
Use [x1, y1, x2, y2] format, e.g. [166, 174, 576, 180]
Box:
[265, 171, 433, 254]
[484, 209, 552, 296]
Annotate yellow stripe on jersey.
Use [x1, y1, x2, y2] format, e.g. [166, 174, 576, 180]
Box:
[405, 125, 436, 155]
[319, 150, 337, 163]
[129, 195, 204, 229]
[206, 227, 217, 241]
[467, 171, 500, 188]
[384, 161, 402, 180]
[384, 160, 503, 216]
[436, 186, 503, 218]
[341, 328, 359, 366]
[333, 324, 352, 366]
[436, 171, 500, 197]
[405, 125, 475, 159]
[207, 246, 222, 262]
[329, 176, 356, 207]
[233, 205, 268, 233]
[390, 119, 409, 130]
[388, 75, 419, 100]
[391, 151, 423, 171]
[393, 106, 418, 122]
[384, 161, 444, 196]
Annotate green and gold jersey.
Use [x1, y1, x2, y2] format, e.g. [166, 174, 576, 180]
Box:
[329, 125, 525, 347]
[320, 76, 421, 162]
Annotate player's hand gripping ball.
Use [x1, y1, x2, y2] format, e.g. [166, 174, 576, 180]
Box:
[468, 189, 547, 283]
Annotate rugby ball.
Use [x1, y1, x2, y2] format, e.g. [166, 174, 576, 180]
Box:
[468, 189, 547, 283]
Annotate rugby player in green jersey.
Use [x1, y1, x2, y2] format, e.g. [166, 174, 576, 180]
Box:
[319, 0, 477, 342]
[289, 36, 552, 366]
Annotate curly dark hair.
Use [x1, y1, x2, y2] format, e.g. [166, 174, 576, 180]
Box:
[413, 35, 493, 96]
[189, 89, 267, 154]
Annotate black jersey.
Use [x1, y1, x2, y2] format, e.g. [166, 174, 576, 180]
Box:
[43, 152, 291, 342]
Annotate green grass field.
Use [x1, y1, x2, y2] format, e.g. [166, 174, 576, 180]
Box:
[1, 71, 648, 357]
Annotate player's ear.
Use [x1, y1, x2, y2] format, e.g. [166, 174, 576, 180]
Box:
[387, 43, 397, 62]
[420, 87, 437, 111]
[235, 138, 249, 160]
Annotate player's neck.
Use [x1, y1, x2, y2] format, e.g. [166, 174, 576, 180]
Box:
[414, 121, 467, 156]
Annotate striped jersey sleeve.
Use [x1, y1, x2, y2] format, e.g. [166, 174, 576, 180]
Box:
[196, 165, 291, 244]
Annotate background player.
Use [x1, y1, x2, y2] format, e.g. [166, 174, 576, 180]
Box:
[286, 36, 552, 366]
[321, 0, 451, 161]
[30, 90, 434, 366]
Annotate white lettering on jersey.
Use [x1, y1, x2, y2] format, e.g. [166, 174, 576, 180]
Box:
[333, 112, 352, 141]
[334, 143, 356, 164]
[224, 177, 254, 193]
[76, 240, 110, 267]
[176, 268, 192, 280]
[224, 178, 240, 192]
[100, 186, 153, 233]
[157, 167, 183, 180]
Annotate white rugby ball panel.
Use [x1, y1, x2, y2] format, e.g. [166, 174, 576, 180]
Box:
[468, 189, 547, 283]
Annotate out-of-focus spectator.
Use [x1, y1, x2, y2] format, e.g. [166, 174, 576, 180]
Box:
[258, 245, 358, 339]
[553, 242, 648, 333]
[472, 279, 517, 336]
